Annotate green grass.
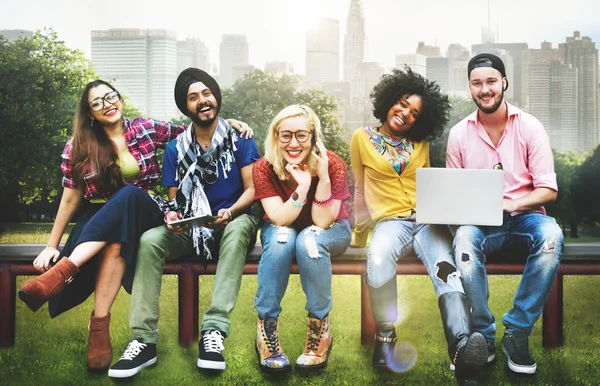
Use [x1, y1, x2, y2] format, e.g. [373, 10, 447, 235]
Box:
[2, 275, 600, 385]
[2, 223, 600, 385]
[0, 223, 74, 244]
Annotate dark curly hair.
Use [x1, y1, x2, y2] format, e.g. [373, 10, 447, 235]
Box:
[371, 67, 451, 142]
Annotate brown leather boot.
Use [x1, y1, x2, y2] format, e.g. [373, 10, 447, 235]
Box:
[18, 258, 79, 312]
[295, 314, 333, 371]
[87, 312, 112, 372]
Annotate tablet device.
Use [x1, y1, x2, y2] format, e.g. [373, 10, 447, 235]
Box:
[168, 214, 217, 227]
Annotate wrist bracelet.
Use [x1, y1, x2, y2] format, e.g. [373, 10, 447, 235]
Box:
[314, 194, 334, 207]
[290, 197, 305, 208]
[224, 208, 233, 220]
[290, 191, 305, 208]
[164, 211, 180, 223]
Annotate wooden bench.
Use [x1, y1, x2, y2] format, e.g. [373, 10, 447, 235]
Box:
[1, 243, 599, 349]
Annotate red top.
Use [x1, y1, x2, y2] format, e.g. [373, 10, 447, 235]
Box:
[253, 150, 351, 230]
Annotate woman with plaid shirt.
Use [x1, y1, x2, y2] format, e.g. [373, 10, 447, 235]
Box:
[18, 79, 250, 372]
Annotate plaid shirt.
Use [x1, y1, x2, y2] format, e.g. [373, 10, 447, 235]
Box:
[61, 117, 186, 201]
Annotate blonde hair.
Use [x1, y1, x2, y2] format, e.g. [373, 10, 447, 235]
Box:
[264, 104, 323, 181]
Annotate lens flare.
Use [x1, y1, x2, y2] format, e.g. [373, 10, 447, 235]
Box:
[387, 341, 418, 373]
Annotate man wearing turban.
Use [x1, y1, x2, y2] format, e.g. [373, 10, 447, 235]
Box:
[110, 68, 260, 378]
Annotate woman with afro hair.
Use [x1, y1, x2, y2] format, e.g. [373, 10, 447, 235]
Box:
[350, 67, 487, 385]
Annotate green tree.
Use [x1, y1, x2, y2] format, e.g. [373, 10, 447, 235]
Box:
[121, 95, 143, 120]
[571, 146, 600, 229]
[429, 96, 474, 167]
[219, 70, 349, 164]
[0, 29, 97, 221]
[546, 150, 584, 237]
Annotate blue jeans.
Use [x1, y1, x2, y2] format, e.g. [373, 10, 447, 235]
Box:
[366, 215, 464, 296]
[255, 219, 351, 320]
[453, 212, 564, 341]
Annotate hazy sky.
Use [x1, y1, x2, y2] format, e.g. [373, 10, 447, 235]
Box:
[1, 0, 598, 74]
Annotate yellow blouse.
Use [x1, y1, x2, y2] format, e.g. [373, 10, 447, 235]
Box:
[117, 149, 141, 182]
[350, 127, 430, 247]
[89, 150, 141, 204]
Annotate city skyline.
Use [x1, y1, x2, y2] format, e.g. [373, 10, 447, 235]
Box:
[1, 0, 599, 74]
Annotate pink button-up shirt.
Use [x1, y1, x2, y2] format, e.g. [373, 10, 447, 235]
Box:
[446, 101, 557, 215]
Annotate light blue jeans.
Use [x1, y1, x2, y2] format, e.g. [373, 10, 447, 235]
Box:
[366, 215, 464, 295]
[254, 219, 351, 320]
[453, 212, 563, 341]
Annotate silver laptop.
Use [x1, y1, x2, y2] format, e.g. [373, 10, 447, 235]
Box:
[416, 168, 504, 226]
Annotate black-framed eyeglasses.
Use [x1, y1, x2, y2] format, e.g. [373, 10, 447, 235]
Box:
[89, 91, 121, 112]
[277, 130, 311, 144]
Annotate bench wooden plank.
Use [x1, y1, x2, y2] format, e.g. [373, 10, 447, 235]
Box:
[2, 243, 600, 349]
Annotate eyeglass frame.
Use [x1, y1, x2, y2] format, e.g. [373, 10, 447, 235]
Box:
[277, 130, 313, 144]
[88, 91, 121, 112]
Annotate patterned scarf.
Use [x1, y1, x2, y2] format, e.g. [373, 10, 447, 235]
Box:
[154, 117, 238, 263]
[365, 126, 414, 175]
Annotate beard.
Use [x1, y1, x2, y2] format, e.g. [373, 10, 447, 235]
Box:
[473, 89, 504, 114]
[189, 102, 220, 127]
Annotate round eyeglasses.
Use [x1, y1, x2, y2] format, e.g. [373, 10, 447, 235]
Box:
[277, 130, 311, 144]
[89, 91, 121, 112]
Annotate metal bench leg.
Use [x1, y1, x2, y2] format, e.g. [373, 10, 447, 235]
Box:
[0, 263, 16, 347]
[178, 265, 199, 347]
[542, 273, 563, 349]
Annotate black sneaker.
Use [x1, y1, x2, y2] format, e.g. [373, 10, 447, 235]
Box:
[486, 340, 496, 363]
[501, 330, 536, 374]
[198, 330, 226, 370]
[108, 339, 157, 378]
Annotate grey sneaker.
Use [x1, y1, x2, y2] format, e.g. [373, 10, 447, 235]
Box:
[501, 331, 536, 374]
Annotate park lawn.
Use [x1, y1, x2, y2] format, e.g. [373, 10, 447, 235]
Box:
[1, 275, 600, 385]
[2, 223, 600, 384]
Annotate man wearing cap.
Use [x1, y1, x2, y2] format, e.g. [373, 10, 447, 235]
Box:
[109, 67, 260, 378]
[446, 53, 563, 375]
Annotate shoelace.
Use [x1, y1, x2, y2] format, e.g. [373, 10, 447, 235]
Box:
[306, 320, 322, 352]
[203, 330, 224, 353]
[263, 322, 281, 354]
[119, 340, 146, 360]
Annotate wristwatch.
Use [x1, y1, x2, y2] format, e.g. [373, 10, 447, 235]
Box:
[291, 191, 299, 201]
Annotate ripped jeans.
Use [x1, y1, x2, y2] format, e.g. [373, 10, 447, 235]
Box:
[254, 219, 351, 320]
[366, 215, 463, 295]
[453, 212, 563, 340]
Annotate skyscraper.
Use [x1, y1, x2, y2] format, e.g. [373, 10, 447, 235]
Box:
[528, 61, 578, 153]
[0, 29, 32, 41]
[177, 38, 210, 74]
[416, 42, 441, 58]
[91, 29, 179, 120]
[219, 35, 249, 88]
[395, 54, 427, 76]
[305, 17, 340, 85]
[343, 0, 365, 82]
[265, 61, 294, 76]
[559, 31, 599, 152]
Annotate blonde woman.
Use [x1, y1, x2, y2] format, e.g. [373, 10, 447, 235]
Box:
[252, 105, 351, 373]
